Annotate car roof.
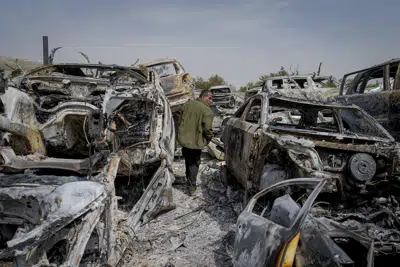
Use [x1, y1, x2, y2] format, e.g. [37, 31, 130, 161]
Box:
[257, 91, 356, 109]
[25, 63, 141, 75]
[266, 75, 312, 80]
[343, 58, 400, 77]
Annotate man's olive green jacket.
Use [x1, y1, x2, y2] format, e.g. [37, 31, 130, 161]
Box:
[177, 98, 214, 150]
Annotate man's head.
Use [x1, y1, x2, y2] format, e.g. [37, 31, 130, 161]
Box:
[199, 89, 212, 105]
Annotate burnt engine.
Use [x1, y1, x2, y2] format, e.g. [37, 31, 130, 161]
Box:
[34, 94, 103, 124]
[109, 101, 153, 148]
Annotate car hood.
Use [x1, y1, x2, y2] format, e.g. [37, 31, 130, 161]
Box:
[0, 176, 105, 224]
[0, 175, 106, 252]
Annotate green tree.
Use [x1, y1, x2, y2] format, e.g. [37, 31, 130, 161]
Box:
[239, 66, 289, 92]
[259, 66, 289, 82]
[194, 74, 227, 90]
[193, 77, 208, 89]
[239, 81, 263, 92]
[325, 76, 338, 88]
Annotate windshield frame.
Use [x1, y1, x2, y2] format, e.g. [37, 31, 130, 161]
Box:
[266, 97, 394, 141]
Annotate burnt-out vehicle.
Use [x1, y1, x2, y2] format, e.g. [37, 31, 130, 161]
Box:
[210, 85, 236, 108]
[263, 75, 332, 91]
[0, 64, 176, 266]
[336, 59, 400, 140]
[221, 89, 400, 195]
[233, 178, 400, 267]
[142, 58, 195, 113]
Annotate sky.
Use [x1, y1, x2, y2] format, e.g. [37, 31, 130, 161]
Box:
[0, 0, 398, 87]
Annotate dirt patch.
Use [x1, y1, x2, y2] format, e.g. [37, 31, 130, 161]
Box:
[120, 156, 243, 267]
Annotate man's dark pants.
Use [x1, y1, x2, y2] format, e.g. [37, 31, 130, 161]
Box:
[182, 147, 202, 186]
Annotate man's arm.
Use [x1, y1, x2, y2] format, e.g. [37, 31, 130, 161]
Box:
[202, 111, 213, 143]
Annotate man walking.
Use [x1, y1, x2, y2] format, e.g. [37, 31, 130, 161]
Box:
[177, 90, 213, 189]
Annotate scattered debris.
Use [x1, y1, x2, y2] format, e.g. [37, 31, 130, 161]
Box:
[206, 138, 225, 161]
[119, 156, 243, 267]
[233, 178, 400, 266]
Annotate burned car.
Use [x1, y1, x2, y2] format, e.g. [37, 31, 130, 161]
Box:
[336, 58, 400, 140]
[263, 75, 331, 91]
[0, 64, 176, 266]
[210, 85, 236, 108]
[221, 90, 400, 195]
[142, 58, 195, 113]
[233, 178, 400, 267]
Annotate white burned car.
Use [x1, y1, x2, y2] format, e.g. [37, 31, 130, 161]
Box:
[0, 64, 175, 266]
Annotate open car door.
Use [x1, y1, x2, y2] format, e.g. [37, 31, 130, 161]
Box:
[233, 178, 327, 267]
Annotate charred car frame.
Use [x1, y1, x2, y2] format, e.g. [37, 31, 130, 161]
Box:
[221, 90, 400, 196]
[210, 85, 236, 108]
[0, 63, 176, 266]
[142, 58, 195, 113]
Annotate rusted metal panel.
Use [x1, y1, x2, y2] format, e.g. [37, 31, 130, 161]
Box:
[142, 59, 194, 112]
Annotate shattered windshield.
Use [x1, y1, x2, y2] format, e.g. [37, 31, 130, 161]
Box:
[268, 98, 391, 139]
[147, 63, 178, 77]
[339, 108, 389, 138]
[269, 105, 337, 133]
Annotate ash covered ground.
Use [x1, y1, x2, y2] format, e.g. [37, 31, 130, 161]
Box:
[120, 151, 243, 267]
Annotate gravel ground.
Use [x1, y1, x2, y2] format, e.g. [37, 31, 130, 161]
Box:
[120, 153, 244, 267]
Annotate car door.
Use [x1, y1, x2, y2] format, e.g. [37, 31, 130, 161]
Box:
[233, 178, 327, 267]
[223, 95, 265, 189]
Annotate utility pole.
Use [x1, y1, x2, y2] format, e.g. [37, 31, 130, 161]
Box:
[43, 36, 49, 65]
